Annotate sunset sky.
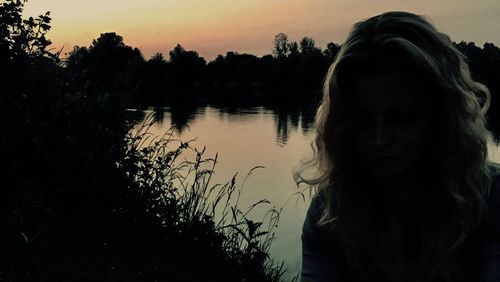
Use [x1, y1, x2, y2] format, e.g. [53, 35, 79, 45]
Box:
[24, 0, 500, 61]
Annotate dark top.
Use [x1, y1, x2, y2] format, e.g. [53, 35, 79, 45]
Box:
[301, 164, 500, 282]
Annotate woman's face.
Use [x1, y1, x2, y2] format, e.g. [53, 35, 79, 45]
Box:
[347, 70, 434, 177]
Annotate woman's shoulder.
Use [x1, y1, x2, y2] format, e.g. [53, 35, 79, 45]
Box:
[302, 190, 327, 233]
[302, 189, 340, 252]
[301, 190, 352, 281]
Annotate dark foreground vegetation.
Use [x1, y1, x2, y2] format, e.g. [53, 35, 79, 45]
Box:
[0, 1, 296, 281]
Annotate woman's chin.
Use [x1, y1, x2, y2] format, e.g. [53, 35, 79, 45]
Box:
[365, 157, 411, 177]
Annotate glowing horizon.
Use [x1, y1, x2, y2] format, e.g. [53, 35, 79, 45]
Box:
[23, 0, 500, 61]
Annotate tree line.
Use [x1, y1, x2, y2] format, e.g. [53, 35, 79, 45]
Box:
[63, 31, 500, 93]
[62, 30, 500, 131]
[65, 32, 337, 92]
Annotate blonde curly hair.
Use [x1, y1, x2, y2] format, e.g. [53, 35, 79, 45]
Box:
[295, 11, 494, 281]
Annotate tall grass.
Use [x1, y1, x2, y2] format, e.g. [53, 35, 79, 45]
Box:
[119, 114, 297, 281]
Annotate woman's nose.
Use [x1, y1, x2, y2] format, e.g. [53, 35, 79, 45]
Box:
[372, 117, 390, 147]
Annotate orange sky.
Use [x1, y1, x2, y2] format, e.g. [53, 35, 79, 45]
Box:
[23, 0, 500, 61]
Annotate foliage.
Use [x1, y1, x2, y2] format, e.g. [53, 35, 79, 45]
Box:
[0, 0, 60, 102]
[0, 0, 53, 59]
[113, 117, 292, 281]
[65, 32, 145, 92]
[1, 1, 295, 280]
[299, 37, 320, 55]
[288, 41, 300, 57]
[273, 33, 289, 58]
[167, 43, 207, 88]
[324, 42, 340, 62]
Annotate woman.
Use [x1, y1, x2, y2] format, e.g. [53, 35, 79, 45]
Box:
[296, 11, 500, 282]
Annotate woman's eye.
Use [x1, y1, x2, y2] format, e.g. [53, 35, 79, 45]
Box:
[351, 112, 372, 125]
[387, 109, 420, 126]
[349, 106, 424, 129]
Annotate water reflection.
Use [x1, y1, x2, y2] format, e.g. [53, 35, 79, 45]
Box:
[128, 104, 500, 149]
[148, 103, 203, 133]
[273, 107, 306, 145]
[129, 104, 317, 144]
[275, 110, 290, 145]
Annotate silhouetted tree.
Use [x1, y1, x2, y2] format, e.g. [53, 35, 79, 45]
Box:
[299, 36, 321, 55]
[288, 41, 299, 58]
[150, 52, 166, 62]
[324, 42, 340, 62]
[0, 0, 52, 60]
[259, 54, 275, 86]
[167, 43, 206, 89]
[272, 33, 289, 58]
[140, 52, 169, 92]
[208, 51, 261, 86]
[169, 43, 186, 61]
[65, 32, 145, 92]
[0, 0, 56, 101]
[65, 46, 89, 69]
[90, 32, 145, 88]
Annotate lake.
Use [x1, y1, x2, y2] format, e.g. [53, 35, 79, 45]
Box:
[128, 104, 500, 280]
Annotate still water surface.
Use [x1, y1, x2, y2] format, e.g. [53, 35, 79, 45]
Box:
[129, 105, 500, 280]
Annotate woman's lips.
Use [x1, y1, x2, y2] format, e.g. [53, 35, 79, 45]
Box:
[368, 154, 405, 160]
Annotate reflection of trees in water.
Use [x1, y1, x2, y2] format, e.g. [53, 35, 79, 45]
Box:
[216, 106, 260, 115]
[290, 110, 300, 129]
[153, 106, 165, 125]
[211, 104, 309, 145]
[134, 104, 317, 143]
[215, 106, 261, 124]
[301, 108, 316, 135]
[272, 106, 314, 145]
[125, 109, 146, 128]
[135, 103, 499, 149]
[204, 104, 315, 145]
[169, 102, 201, 134]
[275, 109, 290, 145]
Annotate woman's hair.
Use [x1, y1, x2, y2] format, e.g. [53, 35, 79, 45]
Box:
[295, 11, 494, 281]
